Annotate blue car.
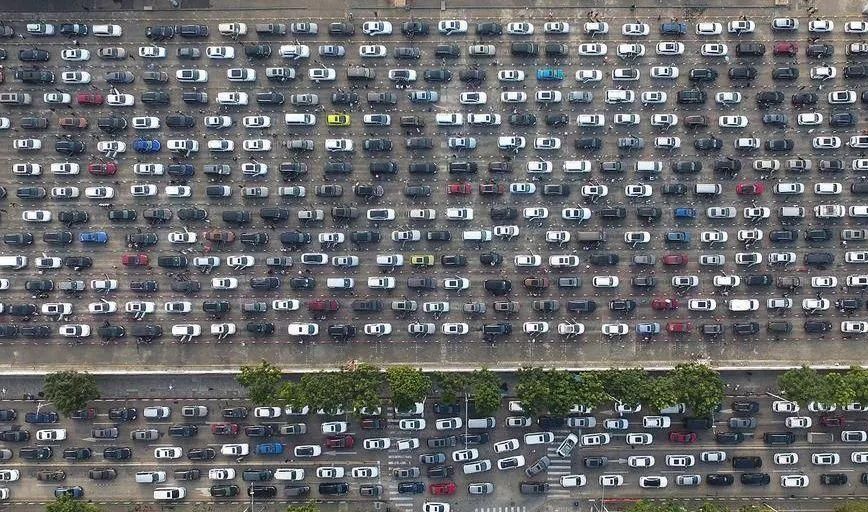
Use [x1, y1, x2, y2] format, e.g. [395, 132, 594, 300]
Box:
[255, 442, 284, 455]
[674, 207, 697, 218]
[25, 411, 59, 424]
[133, 139, 161, 153]
[660, 21, 687, 35]
[636, 322, 661, 335]
[666, 231, 691, 242]
[536, 69, 565, 81]
[80, 231, 108, 244]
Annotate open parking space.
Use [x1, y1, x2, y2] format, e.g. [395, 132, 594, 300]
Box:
[2, 12, 868, 374]
[0, 395, 866, 506]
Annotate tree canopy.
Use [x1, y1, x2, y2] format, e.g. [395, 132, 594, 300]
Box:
[43, 371, 99, 416]
[46, 496, 103, 512]
[386, 366, 431, 411]
[236, 360, 283, 405]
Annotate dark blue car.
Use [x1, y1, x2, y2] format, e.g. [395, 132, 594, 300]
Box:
[255, 442, 284, 455]
[79, 231, 108, 244]
[674, 207, 697, 218]
[666, 231, 691, 242]
[133, 139, 161, 153]
[25, 411, 59, 424]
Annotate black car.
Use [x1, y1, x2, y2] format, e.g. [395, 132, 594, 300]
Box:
[805, 320, 833, 333]
[402, 21, 429, 36]
[732, 322, 760, 335]
[187, 448, 216, 460]
[203, 301, 231, 314]
[672, 161, 702, 173]
[480, 253, 503, 266]
[130, 281, 159, 293]
[792, 92, 818, 106]
[772, 67, 799, 80]
[168, 425, 199, 438]
[18, 49, 50, 61]
[694, 137, 723, 150]
[484, 279, 511, 295]
[59, 210, 88, 224]
[245, 44, 272, 58]
[589, 253, 618, 266]
[689, 68, 717, 82]
[490, 207, 517, 220]
[178, 208, 207, 221]
[765, 139, 793, 151]
[20, 325, 50, 338]
[728, 67, 757, 80]
[60, 23, 89, 35]
[318, 482, 349, 495]
[706, 474, 734, 486]
[676, 89, 706, 104]
[545, 42, 568, 56]
[157, 256, 188, 268]
[256, 92, 284, 105]
[441, 255, 467, 266]
[741, 473, 770, 486]
[805, 228, 832, 242]
[179, 24, 209, 37]
[101, 447, 131, 460]
[830, 112, 856, 127]
[62, 447, 92, 460]
[806, 43, 834, 57]
[210, 485, 240, 497]
[55, 140, 86, 155]
[424, 68, 452, 82]
[141, 91, 170, 105]
[0, 430, 29, 442]
[844, 65, 868, 78]
[661, 184, 687, 195]
[426, 466, 454, 478]
[821, 474, 848, 486]
[8, 304, 36, 316]
[248, 485, 276, 498]
[575, 137, 602, 150]
[105, 70, 134, 84]
[544, 114, 569, 126]
[510, 42, 539, 56]
[434, 43, 460, 57]
[44, 231, 73, 245]
[769, 229, 798, 242]
[398, 482, 425, 494]
[459, 69, 486, 82]
[146, 25, 175, 39]
[476, 22, 502, 35]
[165, 114, 195, 128]
[108, 407, 137, 422]
[509, 113, 536, 126]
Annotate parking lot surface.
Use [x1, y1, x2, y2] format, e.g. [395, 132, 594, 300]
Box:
[0, 394, 866, 506]
[2, 10, 868, 374]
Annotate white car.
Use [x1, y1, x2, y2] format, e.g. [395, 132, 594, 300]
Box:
[829, 90, 856, 103]
[139, 46, 167, 58]
[650, 66, 679, 79]
[809, 19, 834, 32]
[813, 136, 841, 149]
[154, 447, 183, 459]
[287, 323, 318, 336]
[206, 46, 235, 59]
[728, 20, 755, 33]
[452, 448, 478, 462]
[656, 41, 684, 55]
[811, 66, 837, 80]
[843, 321, 868, 333]
[578, 43, 607, 56]
[215, 92, 247, 106]
[35, 429, 67, 441]
[398, 419, 426, 431]
[132, 116, 160, 129]
[696, 22, 723, 34]
[602, 323, 628, 336]
[719, 115, 748, 128]
[621, 23, 649, 36]
[666, 455, 695, 467]
[44, 93, 71, 105]
[308, 68, 337, 81]
[628, 456, 655, 468]
[362, 20, 392, 35]
[797, 113, 823, 125]
[61, 48, 90, 61]
[561, 475, 587, 488]
[315, 467, 344, 479]
[544, 21, 570, 34]
[812, 276, 838, 288]
[208, 468, 236, 480]
[576, 69, 603, 82]
[593, 276, 619, 288]
[625, 433, 653, 446]
[584, 21, 609, 34]
[506, 22, 534, 35]
[701, 43, 728, 56]
[254, 407, 281, 419]
[500, 91, 527, 103]
[359, 45, 387, 57]
[497, 69, 525, 82]
[581, 433, 611, 446]
[61, 71, 91, 84]
[811, 453, 840, 465]
[363, 438, 391, 451]
[22, 210, 52, 222]
[700, 451, 726, 463]
[175, 69, 208, 82]
[459, 92, 487, 105]
[438, 20, 468, 35]
[716, 91, 741, 104]
[243, 139, 271, 152]
[600, 474, 624, 488]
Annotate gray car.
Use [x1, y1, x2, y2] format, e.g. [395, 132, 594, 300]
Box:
[525, 455, 550, 477]
[729, 417, 758, 430]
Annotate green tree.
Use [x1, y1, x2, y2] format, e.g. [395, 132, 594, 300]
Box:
[668, 363, 725, 416]
[286, 502, 320, 512]
[648, 375, 683, 413]
[469, 368, 502, 415]
[778, 366, 823, 405]
[624, 501, 686, 512]
[835, 501, 868, 512]
[43, 371, 99, 416]
[574, 371, 609, 408]
[46, 496, 103, 512]
[601, 368, 651, 407]
[542, 369, 579, 416]
[237, 360, 283, 405]
[386, 366, 431, 411]
[819, 371, 856, 406]
[516, 367, 550, 416]
[432, 372, 468, 405]
[344, 363, 383, 414]
[846, 366, 868, 405]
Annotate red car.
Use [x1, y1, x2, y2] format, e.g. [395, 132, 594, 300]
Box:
[736, 182, 764, 195]
[820, 414, 845, 428]
[773, 41, 798, 56]
[211, 423, 240, 435]
[447, 183, 472, 195]
[429, 482, 456, 495]
[668, 431, 698, 444]
[121, 254, 149, 267]
[666, 321, 692, 334]
[88, 162, 118, 175]
[204, 230, 237, 243]
[76, 92, 105, 105]
[651, 298, 678, 311]
[308, 299, 339, 312]
[662, 254, 687, 265]
[479, 183, 504, 195]
[324, 435, 355, 449]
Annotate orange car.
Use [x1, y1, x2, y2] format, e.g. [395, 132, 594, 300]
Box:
[59, 117, 88, 129]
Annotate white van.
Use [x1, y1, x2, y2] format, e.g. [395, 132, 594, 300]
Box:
[636, 161, 662, 173]
[467, 417, 496, 429]
[326, 277, 354, 289]
[605, 89, 635, 104]
[850, 206, 868, 217]
[779, 206, 805, 218]
[463, 460, 492, 474]
[285, 113, 316, 126]
[563, 160, 592, 173]
[92, 24, 123, 36]
[728, 299, 759, 312]
[0, 256, 27, 269]
[153, 487, 186, 501]
[136, 471, 167, 483]
[462, 230, 493, 242]
[695, 183, 722, 195]
[435, 113, 463, 126]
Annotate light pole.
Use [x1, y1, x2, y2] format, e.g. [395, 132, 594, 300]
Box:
[463, 392, 469, 448]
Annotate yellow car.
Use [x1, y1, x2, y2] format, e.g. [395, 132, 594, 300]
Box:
[327, 113, 350, 127]
[410, 255, 435, 267]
